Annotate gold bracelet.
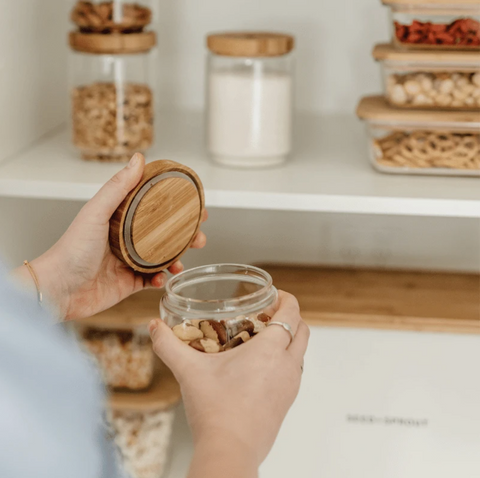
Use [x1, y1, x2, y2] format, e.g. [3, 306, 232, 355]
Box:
[23, 260, 43, 306]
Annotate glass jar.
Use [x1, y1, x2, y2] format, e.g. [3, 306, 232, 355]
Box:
[70, 0, 155, 33]
[79, 324, 155, 390]
[108, 364, 181, 478]
[373, 43, 480, 110]
[69, 33, 155, 162]
[161, 264, 278, 352]
[206, 32, 295, 168]
[382, 0, 480, 50]
[357, 95, 480, 176]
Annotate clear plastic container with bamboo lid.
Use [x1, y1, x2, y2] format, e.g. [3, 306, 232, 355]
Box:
[69, 31, 156, 162]
[108, 362, 181, 478]
[77, 290, 163, 391]
[382, 0, 480, 50]
[206, 32, 295, 168]
[356, 95, 480, 176]
[373, 43, 480, 110]
[70, 1, 155, 34]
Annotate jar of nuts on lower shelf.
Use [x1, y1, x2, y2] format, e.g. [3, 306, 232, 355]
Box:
[69, 31, 156, 162]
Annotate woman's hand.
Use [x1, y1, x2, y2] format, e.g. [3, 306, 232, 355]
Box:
[15, 153, 207, 321]
[149, 291, 309, 478]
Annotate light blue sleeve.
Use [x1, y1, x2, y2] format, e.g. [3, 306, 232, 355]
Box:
[0, 263, 126, 478]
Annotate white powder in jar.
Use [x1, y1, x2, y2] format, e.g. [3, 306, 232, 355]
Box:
[207, 69, 292, 167]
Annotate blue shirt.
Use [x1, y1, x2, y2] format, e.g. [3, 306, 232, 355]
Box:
[0, 264, 124, 478]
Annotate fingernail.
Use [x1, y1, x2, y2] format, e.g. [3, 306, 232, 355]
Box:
[127, 153, 140, 169]
[149, 319, 159, 337]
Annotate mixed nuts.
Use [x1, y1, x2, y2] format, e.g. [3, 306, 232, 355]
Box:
[172, 313, 271, 353]
[71, 1, 152, 34]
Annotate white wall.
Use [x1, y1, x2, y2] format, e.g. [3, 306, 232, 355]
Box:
[1, 197, 478, 273]
[155, 0, 389, 112]
[0, 0, 69, 162]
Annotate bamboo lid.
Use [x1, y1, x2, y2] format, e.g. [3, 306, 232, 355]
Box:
[69, 31, 156, 54]
[109, 361, 181, 412]
[382, 0, 479, 6]
[109, 160, 205, 274]
[207, 32, 295, 57]
[357, 95, 480, 124]
[373, 43, 480, 64]
[76, 289, 163, 329]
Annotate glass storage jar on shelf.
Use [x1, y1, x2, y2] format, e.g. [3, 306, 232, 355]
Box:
[108, 363, 181, 478]
[70, 0, 155, 33]
[76, 290, 163, 390]
[382, 0, 480, 50]
[373, 43, 480, 110]
[161, 264, 278, 353]
[69, 32, 156, 162]
[206, 32, 295, 168]
[356, 96, 480, 176]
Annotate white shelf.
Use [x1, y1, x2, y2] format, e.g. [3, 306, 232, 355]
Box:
[0, 110, 479, 218]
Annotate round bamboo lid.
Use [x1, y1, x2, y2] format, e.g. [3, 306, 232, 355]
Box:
[109, 160, 205, 274]
[109, 362, 181, 412]
[69, 31, 156, 54]
[207, 32, 295, 57]
[373, 43, 480, 64]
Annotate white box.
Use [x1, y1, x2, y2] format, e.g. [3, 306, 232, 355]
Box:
[262, 327, 480, 478]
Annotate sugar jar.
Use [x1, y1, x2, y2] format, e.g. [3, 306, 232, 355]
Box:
[206, 32, 295, 168]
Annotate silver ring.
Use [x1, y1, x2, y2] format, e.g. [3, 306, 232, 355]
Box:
[267, 321, 295, 345]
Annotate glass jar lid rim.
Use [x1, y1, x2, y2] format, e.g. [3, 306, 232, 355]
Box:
[165, 263, 274, 304]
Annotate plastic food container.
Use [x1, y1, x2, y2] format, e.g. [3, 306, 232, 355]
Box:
[69, 32, 156, 162]
[206, 32, 295, 168]
[71, 1, 154, 33]
[161, 264, 278, 353]
[356, 95, 480, 176]
[373, 43, 480, 110]
[382, 0, 480, 50]
[108, 363, 181, 478]
[77, 290, 163, 390]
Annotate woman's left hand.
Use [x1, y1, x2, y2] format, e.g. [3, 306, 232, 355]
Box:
[16, 153, 207, 321]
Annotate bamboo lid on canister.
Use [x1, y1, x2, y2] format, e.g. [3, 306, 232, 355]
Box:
[69, 31, 156, 54]
[109, 160, 205, 274]
[357, 95, 480, 125]
[373, 43, 480, 64]
[110, 362, 181, 412]
[207, 32, 295, 57]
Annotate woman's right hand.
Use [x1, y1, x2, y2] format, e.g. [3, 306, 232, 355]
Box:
[149, 291, 309, 477]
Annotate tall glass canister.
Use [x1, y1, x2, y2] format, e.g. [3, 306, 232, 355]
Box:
[206, 32, 295, 168]
[69, 32, 156, 162]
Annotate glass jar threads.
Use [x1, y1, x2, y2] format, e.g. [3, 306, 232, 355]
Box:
[160, 264, 278, 352]
[69, 32, 156, 162]
[206, 32, 295, 168]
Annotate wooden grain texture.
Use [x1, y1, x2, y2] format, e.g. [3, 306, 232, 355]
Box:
[207, 32, 294, 57]
[382, 0, 480, 6]
[109, 159, 205, 274]
[392, 36, 480, 51]
[257, 265, 480, 334]
[357, 95, 480, 124]
[132, 177, 201, 264]
[109, 360, 181, 412]
[69, 31, 156, 54]
[373, 42, 480, 64]
[76, 289, 163, 329]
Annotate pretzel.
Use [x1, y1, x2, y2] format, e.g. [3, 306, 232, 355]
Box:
[374, 131, 480, 171]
